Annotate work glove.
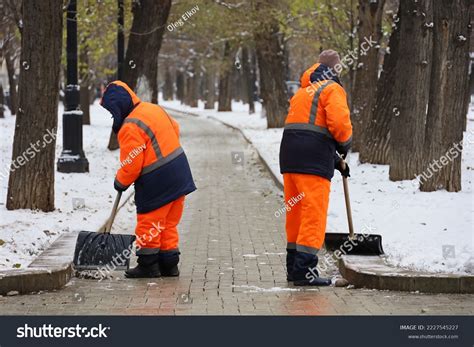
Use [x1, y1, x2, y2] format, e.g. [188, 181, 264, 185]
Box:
[114, 179, 128, 192]
[336, 159, 350, 178]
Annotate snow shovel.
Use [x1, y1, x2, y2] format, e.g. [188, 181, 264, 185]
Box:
[73, 191, 136, 271]
[324, 160, 384, 255]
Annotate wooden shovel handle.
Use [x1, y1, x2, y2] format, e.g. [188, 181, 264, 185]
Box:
[340, 160, 355, 238]
[105, 191, 122, 234]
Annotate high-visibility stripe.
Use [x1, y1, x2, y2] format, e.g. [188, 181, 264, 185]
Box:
[124, 117, 184, 176]
[284, 123, 333, 138]
[287, 242, 297, 250]
[124, 118, 163, 160]
[141, 146, 184, 175]
[136, 247, 160, 255]
[308, 80, 335, 125]
[296, 244, 319, 255]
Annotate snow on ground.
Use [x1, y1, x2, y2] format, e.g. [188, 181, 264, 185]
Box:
[0, 101, 125, 270]
[160, 97, 474, 275]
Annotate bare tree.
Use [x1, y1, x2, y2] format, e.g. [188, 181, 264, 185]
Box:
[7, 0, 62, 211]
[420, 0, 471, 192]
[389, 0, 433, 181]
[351, 0, 386, 151]
[359, 7, 401, 164]
[218, 41, 233, 111]
[108, 0, 172, 150]
[253, 0, 288, 128]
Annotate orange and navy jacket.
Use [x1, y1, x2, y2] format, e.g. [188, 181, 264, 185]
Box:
[101, 81, 196, 213]
[279, 64, 352, 180]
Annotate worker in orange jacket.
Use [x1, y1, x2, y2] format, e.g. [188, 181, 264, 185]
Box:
[279, 50, 352, 286]
[101, 81, 196, 278]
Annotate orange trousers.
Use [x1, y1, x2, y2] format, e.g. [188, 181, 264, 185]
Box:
[283, 173, 331, 255]
[135, 196, 185, 255]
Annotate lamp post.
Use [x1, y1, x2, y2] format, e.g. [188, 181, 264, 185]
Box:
[57, 0, 89, 173]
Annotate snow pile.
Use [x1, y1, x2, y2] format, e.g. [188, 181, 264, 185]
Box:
[160, 97, 473, 275]
[0, 102, 123, 270]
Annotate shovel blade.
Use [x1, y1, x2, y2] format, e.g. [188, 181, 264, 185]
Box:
[73, 231, 136, 271]
[324, 233, 384, 255]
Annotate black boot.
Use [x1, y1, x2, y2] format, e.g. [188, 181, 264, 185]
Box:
[158, 251, 180, 277]
[292, 251, 331, 286]
[286, 248, 296, 281]
[125, 254, 161, 278]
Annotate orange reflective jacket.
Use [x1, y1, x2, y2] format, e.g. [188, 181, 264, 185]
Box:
[101, 81, 196, 213]
[279, 63, 352, 179]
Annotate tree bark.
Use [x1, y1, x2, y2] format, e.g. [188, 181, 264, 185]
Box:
[241, 46, 256, 114]
[6, 0, 62, 211]
[108, 0, 172, 150]
[204, 70, 216, 109]
[351, 0, 386, 151]
[359, 8, 401, 164]
[253, 1, 288, 128]
[176, 70, 185, 103]
[389, 0, 433, 181]
[0, 83, 4, 118]
[163, 65, 174, 100]
[218, 41, 232, 112]
[185, 59, 198, 107]
[420, 0, 470, 192]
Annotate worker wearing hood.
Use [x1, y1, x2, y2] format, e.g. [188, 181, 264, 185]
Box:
[101, 81, 196, 278]
[279, 50, 352, 286]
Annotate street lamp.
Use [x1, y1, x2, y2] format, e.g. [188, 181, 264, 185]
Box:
[57, 0, 89, 173]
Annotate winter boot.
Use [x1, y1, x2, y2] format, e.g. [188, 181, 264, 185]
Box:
[125, 254, 161, 278]
[286, 248, 297, 281]
[292, 251, 331, 286]
[158, 250, 180, 277]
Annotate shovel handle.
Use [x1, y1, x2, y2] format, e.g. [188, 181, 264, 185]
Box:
[340, 160, 355, 238]
[105, 191, 122, 234]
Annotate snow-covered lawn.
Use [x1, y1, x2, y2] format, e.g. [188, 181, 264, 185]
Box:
[160, 98, 474, 275]
[0, 102, 123, 270]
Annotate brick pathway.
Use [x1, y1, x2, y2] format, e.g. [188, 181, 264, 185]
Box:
[1, 113, 473, 315]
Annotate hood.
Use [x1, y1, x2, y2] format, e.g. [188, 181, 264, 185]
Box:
[300, 63, 320, 88]
[300, 63, 342, 88]
[100, 80, 141, 134]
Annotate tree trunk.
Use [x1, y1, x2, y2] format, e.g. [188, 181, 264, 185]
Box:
[185, 59, 198, 108]
[204, 70, 216, 109]
[253, 1, 288, 128]
[108, 0, 172, 150]
[6, 0, 62, 212]
[176, 70, 185, 103]
[389, 0, 433, 181]
[241, 46, 256, 114]
[5, 49, 18, 115]
[0, 83, 4, 118]
[359, 8, 401, 164]
[218, 41, 232, 112]
[420, 0, 470, 192]
[163, 65, 173, 100]
[351, 0, 386, 151]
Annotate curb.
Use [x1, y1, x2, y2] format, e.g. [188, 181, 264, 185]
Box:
[0, 191, 135, 296]
[338, 255, 474, 294]
[167, 105, 474, 294]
